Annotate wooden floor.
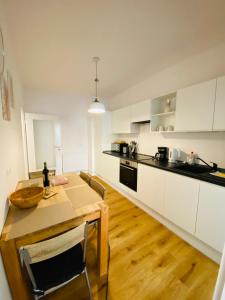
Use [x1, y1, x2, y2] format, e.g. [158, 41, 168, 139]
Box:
[46, 177, 219, 300]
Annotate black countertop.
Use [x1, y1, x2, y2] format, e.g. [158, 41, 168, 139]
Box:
[103, 150, 225, 187]
[103, 151, 152, 162]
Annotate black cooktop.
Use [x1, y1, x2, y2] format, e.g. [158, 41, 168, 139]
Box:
[103, 151, 153, 162]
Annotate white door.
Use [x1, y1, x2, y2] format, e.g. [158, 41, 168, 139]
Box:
[175, 79, 216, 131]
[137, 164, 165, 215]
[164, 172, 199, 234]
[112, 106, 131, 133]
[25, 113, 63, 175]
[213, 76, 225, 131]
[195, 181, 225, 252]
[130, 100, 150, 123]
[213, 244, 225, 300]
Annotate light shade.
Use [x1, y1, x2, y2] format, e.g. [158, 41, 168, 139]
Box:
[88, 99, 106, 114]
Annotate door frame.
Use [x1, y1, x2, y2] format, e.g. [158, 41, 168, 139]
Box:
[24, 113, 61, 174]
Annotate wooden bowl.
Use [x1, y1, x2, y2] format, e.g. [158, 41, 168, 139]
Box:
[9, 187, 44, 209]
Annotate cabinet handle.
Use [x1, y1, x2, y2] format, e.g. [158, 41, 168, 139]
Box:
[120, 165, 135, 171]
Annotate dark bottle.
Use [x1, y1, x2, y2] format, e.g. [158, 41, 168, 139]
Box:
[42, 162, 50, 187]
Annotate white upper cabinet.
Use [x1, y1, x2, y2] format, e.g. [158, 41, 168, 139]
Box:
[137, 164, 165, 215]
[112, 106, 138, 134]
[130, 100, 150, 123]
[175, 79, 216, 131]
[164, 172, 199, 234]
[195, 182, 225, 252]
[213, 76, 225, 131]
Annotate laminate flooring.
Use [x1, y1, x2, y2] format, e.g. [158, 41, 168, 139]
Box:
[46, 177, 219, 300]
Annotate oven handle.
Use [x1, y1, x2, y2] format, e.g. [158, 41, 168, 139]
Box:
[120, 164, 136, 171]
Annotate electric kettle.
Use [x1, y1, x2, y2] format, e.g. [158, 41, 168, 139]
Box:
[169, 148, 181, 163]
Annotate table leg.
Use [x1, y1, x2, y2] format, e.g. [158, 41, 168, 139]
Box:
[97, 203, 109, 282]
[1, 240, 31, 300]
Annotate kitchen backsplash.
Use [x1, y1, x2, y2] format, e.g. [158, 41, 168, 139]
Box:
[115, 123, 225, 168]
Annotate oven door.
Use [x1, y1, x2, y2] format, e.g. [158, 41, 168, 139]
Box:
[120, 163, 137, 191]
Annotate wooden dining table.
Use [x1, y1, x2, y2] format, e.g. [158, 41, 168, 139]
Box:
[0, 173, 109, 300]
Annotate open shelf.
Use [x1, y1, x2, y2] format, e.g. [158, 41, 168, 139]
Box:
[151, 92, 176, 132]
[152, 111, 175, 117]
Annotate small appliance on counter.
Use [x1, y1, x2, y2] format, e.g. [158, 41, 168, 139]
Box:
[122, 144, 129, 154]
[169, 148, 181, 163]
[111, 141, 128, 153]
[129, 141, 137, 156]
[155, 147, 169, 161]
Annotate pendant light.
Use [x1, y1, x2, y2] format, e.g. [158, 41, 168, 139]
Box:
[88, 57, 106, 114]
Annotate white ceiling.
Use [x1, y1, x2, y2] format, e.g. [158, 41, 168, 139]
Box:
[3, 0, 225, 100]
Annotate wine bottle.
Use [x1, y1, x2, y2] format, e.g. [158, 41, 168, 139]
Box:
[42, 162, 50, 187]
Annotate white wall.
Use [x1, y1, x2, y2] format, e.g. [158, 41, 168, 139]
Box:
[102, 42, 225, 168]
[24, 90, 89, 173]
[108, 42, 225, 110]
[0, 2, 25, 299]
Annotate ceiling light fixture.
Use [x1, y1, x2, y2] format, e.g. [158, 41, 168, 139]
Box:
[88, 57, 106, 114]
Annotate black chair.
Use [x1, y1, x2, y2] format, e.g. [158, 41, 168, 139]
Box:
[19, 222, 92, 299]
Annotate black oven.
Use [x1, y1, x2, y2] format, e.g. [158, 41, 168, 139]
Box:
[119, 159, 137, 191]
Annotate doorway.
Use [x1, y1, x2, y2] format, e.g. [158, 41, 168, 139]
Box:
[24, 113, 63, 177]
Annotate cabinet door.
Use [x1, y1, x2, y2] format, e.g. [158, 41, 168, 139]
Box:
[137, 164, 165, 215]
[213, 76, 225, 131]
[131, 100, 150, 123]
[195, 182, 225, 252]
[112, 106, 131, 133]
[175, 79, 216, 131]
[164, 173, 199, 234]
[98, 154, 119, 185]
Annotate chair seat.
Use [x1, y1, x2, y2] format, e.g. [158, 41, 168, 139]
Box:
[30, 243, 85, 292]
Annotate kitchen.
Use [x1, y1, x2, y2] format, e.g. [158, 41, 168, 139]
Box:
[93, 77, 225, 298]
[1, 1, 225, 300]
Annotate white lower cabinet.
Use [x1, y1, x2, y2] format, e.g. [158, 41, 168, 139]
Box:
[137, 164, 165, 215]
[195, 182, 225, 252]
[98, 154, 119, 185]
[164, 172, 199, 234]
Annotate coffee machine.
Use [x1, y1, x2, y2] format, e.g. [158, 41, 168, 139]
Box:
[155, 147, 169, 161]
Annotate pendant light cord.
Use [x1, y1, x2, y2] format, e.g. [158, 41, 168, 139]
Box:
[94, 58, 99, 101]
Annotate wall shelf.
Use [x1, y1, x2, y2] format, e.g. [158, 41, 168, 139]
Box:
[151, 92, 176, 132]
[152, 111, 175, 117]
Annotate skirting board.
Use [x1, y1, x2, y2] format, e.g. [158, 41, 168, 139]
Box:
[96, 173, 221, 264]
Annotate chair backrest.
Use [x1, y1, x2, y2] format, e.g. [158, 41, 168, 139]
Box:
[20, 222, 88, 264]
[90, 178, 106, 200]
[80, 171, 92, 185]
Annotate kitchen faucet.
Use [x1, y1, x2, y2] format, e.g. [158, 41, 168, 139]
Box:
[196, 157, 218, 171]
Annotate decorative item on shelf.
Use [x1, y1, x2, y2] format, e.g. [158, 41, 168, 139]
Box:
[164, 98, 171, 113]
[156, 125, 164, 131]
[9, 187, 44, 209]
[88, 56, 106, 114]
[166, 125, 174, 131]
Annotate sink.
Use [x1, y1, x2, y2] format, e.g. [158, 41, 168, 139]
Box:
[173, 163, 213, 174]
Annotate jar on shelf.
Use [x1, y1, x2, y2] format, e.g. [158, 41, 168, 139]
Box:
[164, 98, 171, 113]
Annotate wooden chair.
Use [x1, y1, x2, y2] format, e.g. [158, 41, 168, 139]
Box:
[80, 171, 92, 185]
[90, 178, 106, 200]
[19, 222, 92, 300]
